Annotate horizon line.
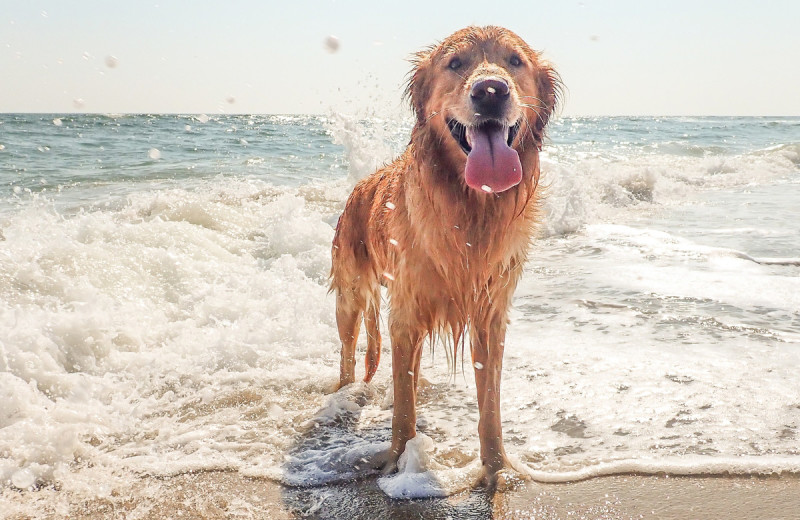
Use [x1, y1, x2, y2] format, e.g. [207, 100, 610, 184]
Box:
[2, 112, 799, 118]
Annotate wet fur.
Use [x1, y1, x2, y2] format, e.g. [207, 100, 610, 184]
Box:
[330, 26, 560, 483]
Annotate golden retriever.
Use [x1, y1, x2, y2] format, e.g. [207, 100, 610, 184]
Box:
[330, 25, 560, 485]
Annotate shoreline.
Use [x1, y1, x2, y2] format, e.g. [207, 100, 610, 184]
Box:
[4, 471, 800, 519]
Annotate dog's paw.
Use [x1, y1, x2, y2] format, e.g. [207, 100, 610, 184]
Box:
[358, 448, 398, 474]
[476, 463, 530, 493]
[380, 456, 399, 475]
[327, 381, 345, 394]
[332, 377, 357, 393]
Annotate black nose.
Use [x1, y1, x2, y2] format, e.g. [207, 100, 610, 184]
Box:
[470, 77, 510, 117]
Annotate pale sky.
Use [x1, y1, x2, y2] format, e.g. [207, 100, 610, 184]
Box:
[2, 0, 799, 116]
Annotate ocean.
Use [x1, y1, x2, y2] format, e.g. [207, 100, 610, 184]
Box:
[1, 114, 799, 502]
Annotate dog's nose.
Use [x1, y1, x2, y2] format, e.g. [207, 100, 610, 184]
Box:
[470, 77, 510, 116]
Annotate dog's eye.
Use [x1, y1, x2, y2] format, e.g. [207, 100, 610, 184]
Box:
[448, 57, 462, 71]
[509, 55, 523, 67]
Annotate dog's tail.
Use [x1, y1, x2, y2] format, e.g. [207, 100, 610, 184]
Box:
[363, 294, 382, 382]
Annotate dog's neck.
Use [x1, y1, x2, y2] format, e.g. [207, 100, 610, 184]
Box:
[399, 135, 541, 272]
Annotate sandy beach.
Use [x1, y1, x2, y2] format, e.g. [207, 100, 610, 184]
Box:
[3, 471, 800, 519]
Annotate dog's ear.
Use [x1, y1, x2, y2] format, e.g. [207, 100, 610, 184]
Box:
[404, 49, 434, 124]
[533, 61, 562, 134]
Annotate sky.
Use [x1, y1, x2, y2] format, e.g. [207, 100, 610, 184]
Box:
[2, 0, 799, 116]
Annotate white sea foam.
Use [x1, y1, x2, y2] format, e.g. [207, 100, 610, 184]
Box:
[377, 433, 482, 499]
[539, 143, 799, 237]
[0, 179, 344, 490]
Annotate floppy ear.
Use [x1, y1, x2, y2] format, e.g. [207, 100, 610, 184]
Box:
[404, 49, 434, 124]
[533, 62, 562, 133]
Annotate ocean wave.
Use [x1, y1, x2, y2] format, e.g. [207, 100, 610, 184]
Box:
[753, 142, 800, 165]
[539, 145, 799, 237]
[0, 179, 342, 490]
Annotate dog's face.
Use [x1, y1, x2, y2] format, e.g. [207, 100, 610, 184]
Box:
[406, 26, 559, 193]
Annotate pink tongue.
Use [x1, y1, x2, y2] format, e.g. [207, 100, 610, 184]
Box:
[464, 125, 522, 193]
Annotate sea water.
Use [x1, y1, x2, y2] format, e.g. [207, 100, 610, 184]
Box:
[0, 114, 798, 500]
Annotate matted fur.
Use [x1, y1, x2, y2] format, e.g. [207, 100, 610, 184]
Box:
[330, 25, 560, 483]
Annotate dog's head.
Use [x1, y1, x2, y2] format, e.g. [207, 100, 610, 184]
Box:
[405, 26, 560, 193]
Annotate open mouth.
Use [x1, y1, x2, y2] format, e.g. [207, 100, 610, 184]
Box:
[447, 119, 521, 155]
[447, 118, 525, 193]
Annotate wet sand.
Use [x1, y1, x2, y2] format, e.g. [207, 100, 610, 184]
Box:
[3, 471, 800, 519]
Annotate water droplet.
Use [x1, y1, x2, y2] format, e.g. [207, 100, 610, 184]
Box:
[466, 242, 472, 247]
[408, 371, 414, 376]
[474, 362, 484, 370]
[324, 35, 340, 53]
[52, 118, 62, 126]
[148, 148, 161, 160]
[389, 238, 398, 246]
[385, 201, 396, 210]
[481, 185, 493, 193]
[226, 96, 236, 104]
[73, 98, 85, 109]
[184, 124, 191, 131]
[487, 87, 496, 94]
[104, 55, 119, 68]
[383, 272, 395, 281]
[197, 114, 209, 123]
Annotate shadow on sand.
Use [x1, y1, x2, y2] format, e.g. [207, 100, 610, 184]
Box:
[279, 383, 499, 519]
[282, 478, 497, 520]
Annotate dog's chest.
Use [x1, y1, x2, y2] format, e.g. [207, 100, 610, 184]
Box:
[395, 215, 527, 292]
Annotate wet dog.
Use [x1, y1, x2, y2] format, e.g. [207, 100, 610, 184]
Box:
[330, 26, 560, 485]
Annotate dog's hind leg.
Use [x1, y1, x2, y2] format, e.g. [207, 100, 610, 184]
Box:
[336, 290, 363, 389]
[363, 293, 381, 383]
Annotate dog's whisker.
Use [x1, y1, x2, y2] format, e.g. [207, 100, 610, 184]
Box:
[519, 95, 548, 104]
[424, 110, 440, 123]
[518, 102, 545, 110]
[519, 103, 547, 131]
[519, 99, 550, 125]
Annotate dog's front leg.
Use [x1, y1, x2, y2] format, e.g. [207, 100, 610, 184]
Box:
[386, 318, 425, 472]
[471, 313, 510, 483]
